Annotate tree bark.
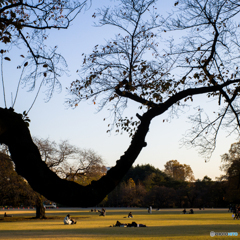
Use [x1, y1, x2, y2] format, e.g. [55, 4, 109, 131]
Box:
[0, 107, 151, 207]
[35, 195, 46, 219]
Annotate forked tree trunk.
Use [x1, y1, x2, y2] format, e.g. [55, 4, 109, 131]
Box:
[0, 107, 151, 207]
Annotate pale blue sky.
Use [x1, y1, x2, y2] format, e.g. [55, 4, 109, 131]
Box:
[1, 0, 238, 180]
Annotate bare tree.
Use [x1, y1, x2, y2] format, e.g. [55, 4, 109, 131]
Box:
[33, 137, 106, 184]
[69, 0, 240, 160]
[33, 138, 77, 169]
[1, 0, 240, 207]
[65, 149, 107, 185]
[167, 0, 240, 159]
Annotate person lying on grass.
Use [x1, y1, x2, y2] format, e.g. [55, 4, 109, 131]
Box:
[111, 221, 146, 227]
[64, 214, 77, 224]
[4, 212, 12, 217]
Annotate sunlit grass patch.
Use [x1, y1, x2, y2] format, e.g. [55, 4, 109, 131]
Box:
[0, 208, 239, 240]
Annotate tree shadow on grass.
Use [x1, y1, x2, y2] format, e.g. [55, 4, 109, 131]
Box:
[0, 224, 239, 239]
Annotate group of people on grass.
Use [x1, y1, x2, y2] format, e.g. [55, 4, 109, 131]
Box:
[182, 208, 194, 214]
[64, 206, 240, 226]
[90, 208, 106, 216]
[112, 220, 146, 227]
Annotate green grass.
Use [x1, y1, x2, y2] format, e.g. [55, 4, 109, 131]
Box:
[0, 208, 239, 240]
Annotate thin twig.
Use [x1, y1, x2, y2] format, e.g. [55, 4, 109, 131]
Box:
[27, 78, 43, 115]
[1, 54, 7, 108]
[12, 67, 25, 108]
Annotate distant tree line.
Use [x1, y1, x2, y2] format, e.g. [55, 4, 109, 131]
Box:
[1, 139, 240, 210]
[98, 163, 229, 208]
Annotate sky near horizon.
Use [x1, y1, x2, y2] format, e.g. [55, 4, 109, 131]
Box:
[1, 0, 239, 181]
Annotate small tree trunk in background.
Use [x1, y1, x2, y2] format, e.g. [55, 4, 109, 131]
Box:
[35, 195, 46, 219]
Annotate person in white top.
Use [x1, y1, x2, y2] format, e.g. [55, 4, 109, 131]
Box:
[149, 206, 152, 214]
[64, 214, 77, 224]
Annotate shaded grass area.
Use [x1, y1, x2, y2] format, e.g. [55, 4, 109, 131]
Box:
[0, 208, 239, 240]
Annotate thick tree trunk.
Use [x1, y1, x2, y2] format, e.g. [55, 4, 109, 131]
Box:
[35, 195, 46, 219]
[0, 107, 152, 207]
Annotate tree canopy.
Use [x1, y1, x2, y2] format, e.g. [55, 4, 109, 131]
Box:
[122, 164, 167, 183]
[0, 151, 38, 207]
[164, 160, 195, 182]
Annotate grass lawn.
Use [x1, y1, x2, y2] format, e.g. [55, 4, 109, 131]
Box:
[0, 208, 239, 240]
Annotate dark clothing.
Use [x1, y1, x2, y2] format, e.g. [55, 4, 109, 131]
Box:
[4, 212, 12, 217]
[99, 208, 106, 216]
[114, 221, 146, 227]
[233, 207, 239, 219]
[128, 212, 133, 218]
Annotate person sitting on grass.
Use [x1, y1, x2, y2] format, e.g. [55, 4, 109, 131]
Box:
[4, 212, 12, 217]
[189, 209, 194, 214]
[99, 208, 106, 216]
[64, 214, 77, 224]
[128, 212, 133, 218]
[182, 209, 186, 214]
[233, 206, 239, 220]
[237, 206, 240, 219]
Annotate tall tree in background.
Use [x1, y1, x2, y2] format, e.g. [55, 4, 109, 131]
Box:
[0, 137, 106, 217]
[0, 151, 38, 209]
[33, 137, 106, 184]
[164, 160, 195, 182]
[1, 0, 240, 207]
[122, 164, 167, 184]
[33, 137, 106, 213]
[220, 141, 240, 202]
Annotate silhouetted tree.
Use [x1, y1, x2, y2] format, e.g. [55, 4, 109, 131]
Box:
[122, 164, 167, 184]
[220, 141, 240, 203]
[1, 0, 240, 207]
